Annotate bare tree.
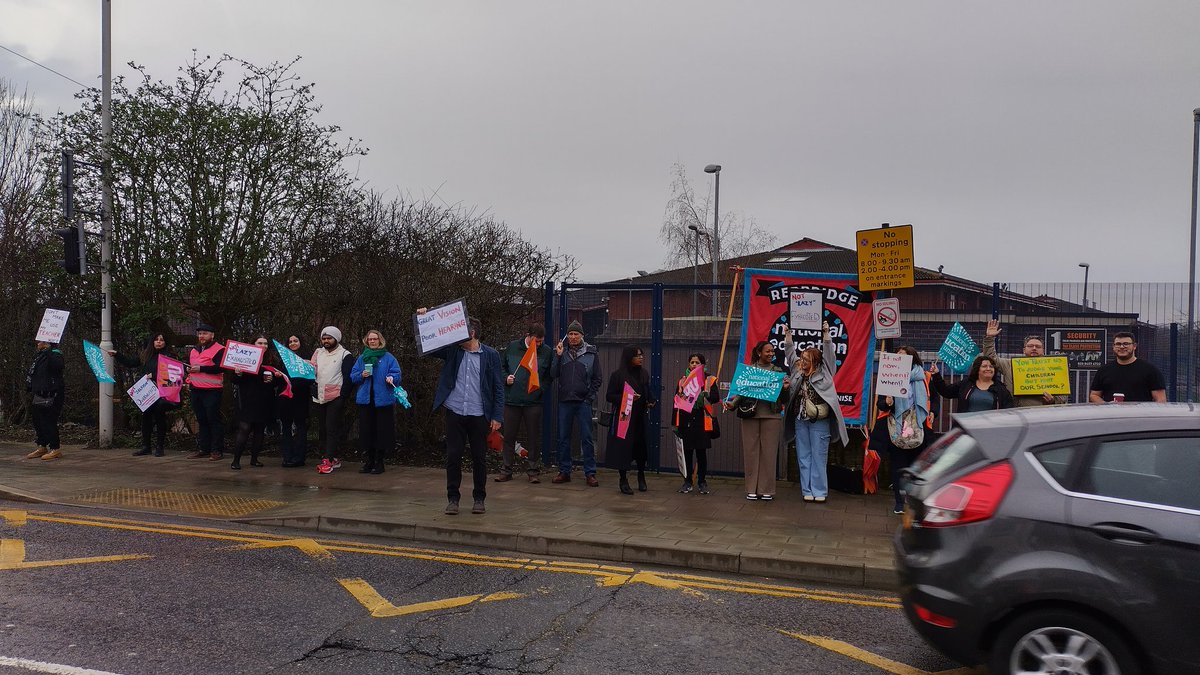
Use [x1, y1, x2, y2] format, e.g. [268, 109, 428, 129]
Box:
[658, 162, 777, 268]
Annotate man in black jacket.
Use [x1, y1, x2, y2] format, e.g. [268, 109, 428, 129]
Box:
[551, 321, 602, 486]
[26, 340, 65, 461]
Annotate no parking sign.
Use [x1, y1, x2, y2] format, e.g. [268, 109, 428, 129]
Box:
[872, 298, 902, 339]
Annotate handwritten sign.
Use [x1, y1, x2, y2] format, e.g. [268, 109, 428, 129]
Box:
[415, 299, 471, 355]
[875, 352, 914, 398]
[273, 339, 316, 379]
[789, 291, 823, 331]
[937, 322, 980, 375]
[127, 376, 161, 412]
[728, 363, 786, 401]
[35, 308, 70, 343]
[221, 340, 265, 374]
[156, 354, 185, 404]
[856, 224, 915, 291]
[82, 339, 116, 384]
[872, 298, 902, 339]
[1011, 356, 1070, 396]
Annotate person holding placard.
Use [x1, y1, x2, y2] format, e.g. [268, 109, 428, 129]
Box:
[230, 336, 286, 470]
[551, 321, 603, 486]
[723, 341, 789, 501]
[930, 355, 1014, 415]
[279, 335, 313, 467]
[25, 340, 65, 461]
[982, 320, 1066, 407]
[604, 345, 657, 495]
[313, 326, 355, 475]
[673, 353, 720, 495]
[783, 322, 848, 504]
[186, 323, 226, 461]
[110, 333, 176, 457]
[349, 329, 402, 475]
[496, 324, 553, 483]
[869, 346, 932, 515]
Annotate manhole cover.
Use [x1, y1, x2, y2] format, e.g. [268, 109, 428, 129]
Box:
[73, 488, 286, 517]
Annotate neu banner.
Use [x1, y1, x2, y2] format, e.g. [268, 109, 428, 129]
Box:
[737, 269, 875, 425]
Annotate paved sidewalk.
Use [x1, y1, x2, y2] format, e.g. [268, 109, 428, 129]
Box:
[0, 442, 900, 589]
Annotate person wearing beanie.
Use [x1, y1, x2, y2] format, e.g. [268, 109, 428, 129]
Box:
[186, 323, 226, 460]
[313, 325, 355, 474]
[25, 339, 65, 461]
[551, 320, 602, 486]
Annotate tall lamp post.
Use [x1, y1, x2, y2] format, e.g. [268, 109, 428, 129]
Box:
[1188, 108, 1200, 402]
[1079, 263, 1090, 311]
[687, 224, 709, 317]
[704, 164, 721, 316]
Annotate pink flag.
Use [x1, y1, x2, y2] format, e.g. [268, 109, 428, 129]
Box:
[616, 382, 636, 440]
[673, 366, 705, 412]
[156, 354, 186, 404]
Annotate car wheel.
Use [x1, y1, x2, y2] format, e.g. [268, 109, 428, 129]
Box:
[989, 609, 1139, 675]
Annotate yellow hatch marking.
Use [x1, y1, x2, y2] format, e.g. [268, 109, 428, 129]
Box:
[780, 631, 979, 675]
[0, 510, 28, 526]
[234, 538, 334, 560]
[0, 538, 149, 571]
[337, 578, 523, 618]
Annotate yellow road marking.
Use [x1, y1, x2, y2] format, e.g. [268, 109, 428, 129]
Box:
[780, 631, 978, 675]
[337, 578, 524, 618]
[0, 510, 27, 526]
[234, 538, 334, 560]
[0, 538, 149, 571]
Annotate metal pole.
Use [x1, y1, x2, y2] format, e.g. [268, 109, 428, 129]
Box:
[1188, 109, 1200, 402]
[649, 283, 664, 471]
[543, 281, 555, 470]
[710, 171, 720, 316]
[692, 229, 698, 316]
[1081, 266, 1090, 311]
[98, 0, 114, 447]
[1170, 322, 1180, 403]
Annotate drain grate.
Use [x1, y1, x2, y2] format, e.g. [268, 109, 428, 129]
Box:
[73, 488, 287, 517]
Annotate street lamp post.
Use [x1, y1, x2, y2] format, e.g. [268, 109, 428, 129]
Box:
[687, 224, 701, 316]
[1188, 108, 1200, 402]
[704, 164, 721, 316]
[1079, 263, 1090, 311]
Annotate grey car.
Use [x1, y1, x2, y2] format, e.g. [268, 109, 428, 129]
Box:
[894, 403, 1200, 675]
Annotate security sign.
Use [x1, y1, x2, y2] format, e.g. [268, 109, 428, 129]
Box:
[872, 298, 902, 339]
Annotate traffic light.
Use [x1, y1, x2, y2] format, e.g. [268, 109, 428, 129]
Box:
[61, 149, 75, 223]
[55, 226, 82, 274]
[57, 150, 85, 275]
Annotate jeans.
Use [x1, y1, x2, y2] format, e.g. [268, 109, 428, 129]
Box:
[444, 409, 488, 502]
[795, 416, 831, 498]
[191, 388, 224, 454]
[556, 400, 595, 476]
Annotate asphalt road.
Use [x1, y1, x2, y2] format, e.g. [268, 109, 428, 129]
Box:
[0, 501, 976, 675]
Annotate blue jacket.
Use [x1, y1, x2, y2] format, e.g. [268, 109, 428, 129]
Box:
[429, 343, 505, 422]
[349, 351, 403, 407]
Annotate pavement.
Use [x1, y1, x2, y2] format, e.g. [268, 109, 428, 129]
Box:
[0, 441, 901, 590]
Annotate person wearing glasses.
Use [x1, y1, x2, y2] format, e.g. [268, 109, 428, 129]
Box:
[1088, 332, 1166, 403]
[981, 320, 1066, 406]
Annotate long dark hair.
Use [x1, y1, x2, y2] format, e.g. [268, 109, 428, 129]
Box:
[617, 344, 647, 385]
[139, 333, 168, 364]
[751, 341, 773, 365]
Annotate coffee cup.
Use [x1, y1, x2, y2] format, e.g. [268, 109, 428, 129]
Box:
[1112, 392, 1125, 403]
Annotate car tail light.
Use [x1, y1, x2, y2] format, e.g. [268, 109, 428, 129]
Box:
[920, 462, 1013, 527]
[913, 602, 958, 628]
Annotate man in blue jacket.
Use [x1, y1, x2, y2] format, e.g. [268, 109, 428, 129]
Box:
[551, 320, 603, 486]
[421, 310, 505, 515]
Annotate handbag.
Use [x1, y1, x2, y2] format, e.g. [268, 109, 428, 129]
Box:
[707, 415, 721, 439]
[735, 400, 757, 419]
[887, 408, 925, 450]
[32, 393, 55, 408]
[803, 398, 831, 421]
[597, 406, 614, 427]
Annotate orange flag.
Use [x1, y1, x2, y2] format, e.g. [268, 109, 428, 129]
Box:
[520, 340, 540, 393]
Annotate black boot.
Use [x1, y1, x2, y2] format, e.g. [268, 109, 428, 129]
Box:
[250, 453, 264, 468]
[618, 471, 633, 495]
[230, 453, 242, 470]
[132, 446, 152, 457]
[153, 443, 165, 457]
[359, 461, 374, 474]
[637, 470, 647, 492]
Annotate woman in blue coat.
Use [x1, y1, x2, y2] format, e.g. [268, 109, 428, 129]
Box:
[349, 329, 402, 474]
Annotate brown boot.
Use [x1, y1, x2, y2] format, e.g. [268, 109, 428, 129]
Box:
[26, 445, 47, 459]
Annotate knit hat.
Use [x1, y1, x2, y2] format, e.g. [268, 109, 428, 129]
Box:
[196, 322, 215, 333]
[321, 326, 342, 343]
[566, 320, 584, 334]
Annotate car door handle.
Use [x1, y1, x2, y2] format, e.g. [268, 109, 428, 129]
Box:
[1088, 522, 1161, 545]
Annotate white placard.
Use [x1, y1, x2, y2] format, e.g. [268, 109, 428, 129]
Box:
[127, 376, 161, 412]
[875, 351, 914, 399]
[415, 299, 471, 355]
[872, 298, 902, 339]
[789, 292, 823, 331]
[220, 340, 265, 373]
[35, 308, 70, 343]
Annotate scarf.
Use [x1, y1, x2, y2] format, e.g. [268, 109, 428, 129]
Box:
[362, 347, 386, 366]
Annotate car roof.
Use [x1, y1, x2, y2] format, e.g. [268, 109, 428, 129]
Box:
[954, 404, 1200, 457]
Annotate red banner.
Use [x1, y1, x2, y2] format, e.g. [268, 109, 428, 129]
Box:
[738, 269, 875, 425]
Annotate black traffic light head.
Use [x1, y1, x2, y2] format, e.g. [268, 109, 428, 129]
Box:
[55, 226, 83, 275]
[61, 150, 75, 223]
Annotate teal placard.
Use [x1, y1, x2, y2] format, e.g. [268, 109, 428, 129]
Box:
[273, 339, 316, 379]
[728, 363, 786, 401]
[82, 339, 116, 384]
[937, 322, 980, 374]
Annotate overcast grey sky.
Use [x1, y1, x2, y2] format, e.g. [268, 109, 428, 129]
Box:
[4, 0, 1199, 283]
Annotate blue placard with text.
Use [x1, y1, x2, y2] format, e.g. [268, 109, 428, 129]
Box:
[728, 363, 786, 401]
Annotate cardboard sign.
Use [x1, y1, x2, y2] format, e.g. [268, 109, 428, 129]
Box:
[674, 366, 706, 412]
[875, 352, 914, 398]
[1012, 356, 1071, 396]
[738, 269, 875, 425]
[127, 376, 161, 412]
[616, 382, 636, 440]
[221, 340, 265, 373]
[938, 322, 980, 375]
[789, 291, 823, 331]
[855, 224, 915, 291]
[273, 339, 316, 379]
[415, 299, 470, 355]
[728, 363, 786, 401]
[872, 298, 902, 339]
[35, 308, 70, 343]
[156, 354, 185, 404]
[82, 339, 116, 384]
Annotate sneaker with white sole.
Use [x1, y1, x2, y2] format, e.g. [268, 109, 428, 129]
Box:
[697, 481, 710, 495]
[317, 459, 334, 474]
[330, 458, 342, 470]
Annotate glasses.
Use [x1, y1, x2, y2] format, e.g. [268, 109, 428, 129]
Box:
[1113, 342, 1135, 347]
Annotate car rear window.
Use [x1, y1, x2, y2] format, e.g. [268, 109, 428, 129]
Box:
[1031, 445, 1077, 487]
[908, 430, 985, 484]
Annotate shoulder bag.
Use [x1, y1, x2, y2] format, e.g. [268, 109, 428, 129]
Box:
[597, 406, 614, 427]
[32, 393, 55, 408]
[735, 399, 758, 419]
[887, 408, 924, 450]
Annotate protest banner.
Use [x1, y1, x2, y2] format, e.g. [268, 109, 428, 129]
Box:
[937, 322, 980, 374]
[82, 339, 116, 384]
[673, 366, 705, 411]
[872, 297, 902, 339]
[1011, 356, 1071, 396]
[415, 299, 470, 355]
[35, 308, 70, 343]
[738, 269, 875, 424]
[616, 382, 636, 440]
[875, 352, 914, 398]
[156, 354, 185, 404]
[127, 376, 161, 412]
[220, 340, 264, 373]
[728, 363, 786, 401]
[789, 292, 823, 331]
[272, 339, 316, 379]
